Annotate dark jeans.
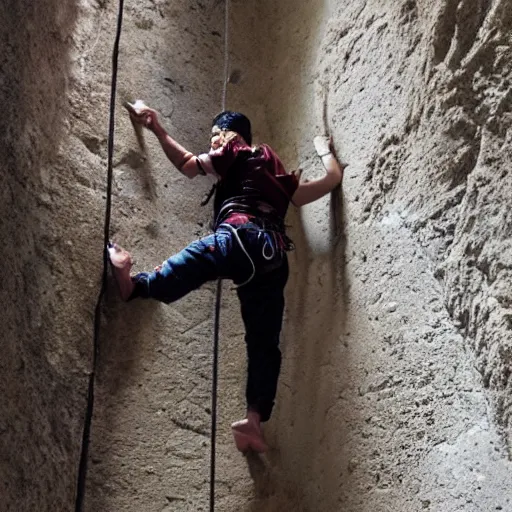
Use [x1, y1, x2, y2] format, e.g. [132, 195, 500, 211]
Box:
[131, 222, 289, 422]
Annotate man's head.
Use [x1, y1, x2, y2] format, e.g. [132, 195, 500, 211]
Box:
[210, 111, 252, 149]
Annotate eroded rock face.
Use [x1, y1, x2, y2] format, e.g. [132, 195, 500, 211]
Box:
[231, 0, 512, 510]
[1, 0, 511, 510]
[0, 0, 90, 510]
[319, 0, 512, 447]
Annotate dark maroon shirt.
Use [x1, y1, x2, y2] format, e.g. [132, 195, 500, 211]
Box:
[199, 139, 298, 226]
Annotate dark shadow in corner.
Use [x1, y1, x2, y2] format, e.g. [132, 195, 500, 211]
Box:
[84, 276, 161, 510]
[266, 181, 349, 511]
[0, 0, 81, 510]
[246, 453, 275, 498]
[245, 452, 307, 512]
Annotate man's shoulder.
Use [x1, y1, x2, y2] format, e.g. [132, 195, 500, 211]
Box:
[253, 143, 280, 160]
[258, 142, 275, 153]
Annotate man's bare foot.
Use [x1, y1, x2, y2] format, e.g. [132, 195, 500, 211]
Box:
[108, 243, 132, 269]
[231, 413, 268, 454]
[108, 243, 135, 301]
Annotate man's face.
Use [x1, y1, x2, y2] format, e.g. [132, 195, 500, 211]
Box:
[210, 126, 243, 150]
[210, 125, 224, 150]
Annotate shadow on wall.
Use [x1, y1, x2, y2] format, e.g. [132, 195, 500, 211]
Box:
[0, 0, 81, 510]
[83, 2, 227, 510]
[84, 286, 159, 511]
[227, 1, 350, 506]
[244, 187, 349, 511]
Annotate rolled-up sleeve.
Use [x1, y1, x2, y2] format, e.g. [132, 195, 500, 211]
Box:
[196, 153, 218, 178]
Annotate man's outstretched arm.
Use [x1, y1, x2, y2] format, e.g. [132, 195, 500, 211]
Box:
[128, 104, 203, 179]
[291, 135, 345, 207]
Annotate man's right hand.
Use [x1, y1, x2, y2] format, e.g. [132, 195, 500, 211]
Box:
[125, 100, 201, 179]
[125, 100, 160, 132]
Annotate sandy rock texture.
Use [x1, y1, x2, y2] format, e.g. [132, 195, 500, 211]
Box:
[0, 0, 94, 509]
[328, 0, 512, 448]
[229, 0, 512, 509]
[1, 0, 511, 511]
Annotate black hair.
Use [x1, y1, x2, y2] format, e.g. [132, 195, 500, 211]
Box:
[212, 111, 252, 146]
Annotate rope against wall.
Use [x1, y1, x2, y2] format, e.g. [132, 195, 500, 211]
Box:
[210, 3, 230, 511]
[74, 0, 125, 510]
[74, 1, 229, 509]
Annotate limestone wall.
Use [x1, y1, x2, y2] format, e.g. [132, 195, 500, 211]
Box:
[0, 0, 87, 509]
[1, 0, 511, 511]
[315, 0, 512, 445]
[229, 0, 512, 510]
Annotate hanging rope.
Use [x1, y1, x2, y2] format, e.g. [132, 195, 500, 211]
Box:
[210, 281, 222, 512]
[74, 0, 228, 509]
[74, 0, 125, 510]
[221, 0, 230, 112]
[210, 4, 230, 511]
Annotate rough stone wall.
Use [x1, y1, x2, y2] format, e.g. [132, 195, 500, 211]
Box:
[229, 0, 512, 510]
[0, 0, 91, 509]
[318, 0, 512, 446]
[82, 2, 230, 511]
[2, 0, 512, 511]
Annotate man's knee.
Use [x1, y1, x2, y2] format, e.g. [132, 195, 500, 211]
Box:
[130, 269, 182, 304]
[245, 331, 281, 349]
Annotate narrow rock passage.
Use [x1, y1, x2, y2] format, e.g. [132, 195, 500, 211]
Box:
[1, 0, 511, 511]
[221, 1, 512, 510]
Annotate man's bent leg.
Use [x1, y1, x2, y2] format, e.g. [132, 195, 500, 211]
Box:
[111, 233, 226, 303]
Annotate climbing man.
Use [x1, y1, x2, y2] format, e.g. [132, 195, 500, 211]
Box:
[109, 102, 345, 453]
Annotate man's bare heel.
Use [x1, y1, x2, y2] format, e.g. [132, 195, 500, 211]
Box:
[232, 429, 251, 454]
[231, 420, 268, 454]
